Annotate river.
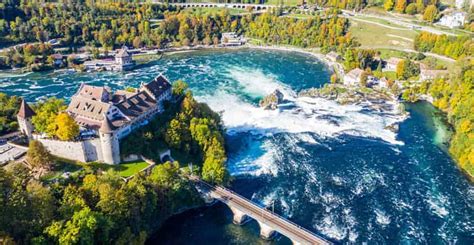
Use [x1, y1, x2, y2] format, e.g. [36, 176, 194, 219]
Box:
[1, 49, 472, 244]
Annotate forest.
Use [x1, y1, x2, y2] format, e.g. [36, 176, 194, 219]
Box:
[414, 31, 474, 60]
[0, 159, 202, 244]
[0, 1, 354, 69]
[0, 93, 21, 135]
[401, 58, 474, 178]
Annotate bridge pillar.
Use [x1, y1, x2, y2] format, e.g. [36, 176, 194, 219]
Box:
[258, 221, 276, 240]
[230, 207, 249, 225]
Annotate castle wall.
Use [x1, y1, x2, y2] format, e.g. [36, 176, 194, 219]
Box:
[83, 138, 104, 162]
[35, 137, 106, 163]
[36, 137, 88, 162]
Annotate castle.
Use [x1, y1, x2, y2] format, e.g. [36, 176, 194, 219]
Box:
[17, 75, 172, 164]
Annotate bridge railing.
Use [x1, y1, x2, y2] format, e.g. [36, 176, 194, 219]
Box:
[193, 178, 331, 243]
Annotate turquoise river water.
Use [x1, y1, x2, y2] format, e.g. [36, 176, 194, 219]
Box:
[1, 49, 473, 244]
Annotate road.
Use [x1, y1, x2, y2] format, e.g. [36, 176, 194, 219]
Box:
[193, 178, 331, 244]
[341, 10, 468, 37]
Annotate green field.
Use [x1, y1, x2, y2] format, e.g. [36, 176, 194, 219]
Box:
[89, 161, 151, 178]
[349, 19, 417, 49]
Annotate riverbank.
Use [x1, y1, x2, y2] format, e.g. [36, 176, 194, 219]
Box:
[135, 43, 345, 78]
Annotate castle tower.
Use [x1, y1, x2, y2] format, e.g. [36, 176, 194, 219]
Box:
[99, 116, 120, 164]
[17, 99, 36, 139]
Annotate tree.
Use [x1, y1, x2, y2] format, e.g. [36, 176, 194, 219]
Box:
[172, 80, 189, 97]
[395, 0, 407, 12]
[396, 59, 420, 80]
[54, 113, 79, 141]
[384, 0, 395, 11]
[405, 3, 418, 15]
[423, 5, 438, 23]
[32, 97, 67, 136]
[360, 71, 369, 87]
[46, 207, 111, 245]
[26, 140, 53, 170]
[330, 74, 338, 83]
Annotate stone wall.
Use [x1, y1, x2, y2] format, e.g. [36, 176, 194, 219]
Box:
[35, 137, 104, 163]
[36, 137, 88, 162]
[83, 138, 103, 162]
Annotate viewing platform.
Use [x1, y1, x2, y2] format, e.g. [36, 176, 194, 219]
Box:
[191, 177, 331, 245]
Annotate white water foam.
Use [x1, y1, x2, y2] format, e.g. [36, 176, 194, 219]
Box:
[224, 66, 295, 98]
[196, 66, 406, 176]
[375, 209, 391, 226]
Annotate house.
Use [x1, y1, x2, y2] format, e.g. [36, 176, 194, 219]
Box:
[112, 46, 135, 71]
[84, 46, 135, 72]
[326, 51, 341, 62]
[383, 57, 402, 72]
[371, 77, 391, 90]
[221, 32, 246, 46]
[437, 11, 467, 28]
[18, 74, 173, 164]
[344, 68, 365, 86]
[420, 69, 449, 81]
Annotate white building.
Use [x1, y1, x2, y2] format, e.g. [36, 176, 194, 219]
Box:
[221, 32, 246, 46]
[437, 11, 467, 28]
[344, 68, 365, 86]
[84, 46, 135, 71]
[18, 75, 172, 164]
[383, 57, 402, 72]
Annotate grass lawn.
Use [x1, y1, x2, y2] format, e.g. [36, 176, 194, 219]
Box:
[89, 161, 151, 178]
[41, 157, 84, 181]
[378, 49, 411, 59]
[349, 19, 418, 50]
[383, 71, 397, 81]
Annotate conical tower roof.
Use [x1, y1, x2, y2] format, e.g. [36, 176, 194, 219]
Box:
[99, 116, 114, 133]
[17, 99, 36, 118]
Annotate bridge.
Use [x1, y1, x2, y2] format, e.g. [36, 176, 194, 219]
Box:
[146, 1, 277, 11]
[191, 177, 331, 245]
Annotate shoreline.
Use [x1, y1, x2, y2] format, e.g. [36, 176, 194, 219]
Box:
[156, 44, 345, 77]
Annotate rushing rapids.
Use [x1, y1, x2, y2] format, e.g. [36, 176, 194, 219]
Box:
[1, 49, 473, 244]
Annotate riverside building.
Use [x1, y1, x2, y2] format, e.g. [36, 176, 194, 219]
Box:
[17, 75, 172, 164]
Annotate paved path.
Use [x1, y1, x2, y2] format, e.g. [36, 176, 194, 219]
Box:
[192, 177, 331, 244]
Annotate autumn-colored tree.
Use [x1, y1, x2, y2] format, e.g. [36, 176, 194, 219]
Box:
[395, 0, 407, 12]
[32, 97, 67, 136]
[396, 59, 420, 80]
[423, 5, 438, 23]
[330, 74, 339, 83]
[384, 0, 395, 11]
[54, 113, 79, 141]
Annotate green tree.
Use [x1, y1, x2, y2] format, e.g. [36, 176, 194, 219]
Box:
[405, 3, 418, 14]
[46, 207, 111, 245]
[172, 80, 189, 97]
[26, 140, 53, 170]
